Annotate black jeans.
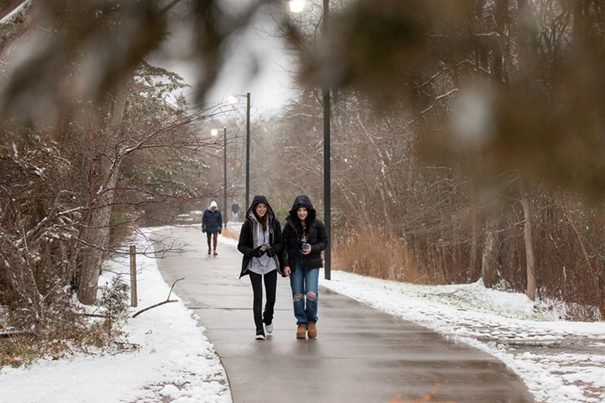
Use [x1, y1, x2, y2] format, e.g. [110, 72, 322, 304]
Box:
[249, 270, 277, 334]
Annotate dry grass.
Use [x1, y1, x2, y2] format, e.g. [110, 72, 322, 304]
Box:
[0, 335, 38, 368]
[221, 227, 240, 241]
[223, 223, 447, 285]
[0, 277, 132, 369]
[333, 227, 446, 285]
[0, 323, 113, 369]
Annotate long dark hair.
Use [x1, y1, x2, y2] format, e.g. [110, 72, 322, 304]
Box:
[253, 205, 268, 232]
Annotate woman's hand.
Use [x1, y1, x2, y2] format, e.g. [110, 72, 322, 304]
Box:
[302, 244, 311, 255]
[283, 266, 291, 277]
[251, 246, 264, 258]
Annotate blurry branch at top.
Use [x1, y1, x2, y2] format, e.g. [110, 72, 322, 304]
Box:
[283, 0, 605, 202]
[6, 0, 605, 202]
[0, 0, 273, 126]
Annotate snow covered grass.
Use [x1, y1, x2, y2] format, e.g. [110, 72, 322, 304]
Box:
[0, 0, 31, 27]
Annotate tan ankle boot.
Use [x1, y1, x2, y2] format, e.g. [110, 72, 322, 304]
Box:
[308, 321, 317, 338]
[296, 324, 307, 339]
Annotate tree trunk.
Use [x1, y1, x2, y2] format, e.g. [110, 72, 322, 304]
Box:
[481, 215, 500, 288]
[521, 193, 536, 301]
[78, 167, 122, 304]
[565, 209, 605, 319]
[469, 211, 479, 281]
[77, 86, 129, 305]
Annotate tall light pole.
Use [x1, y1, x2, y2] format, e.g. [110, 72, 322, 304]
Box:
[229, 92, 251, 210]
[211, 127, 228, 229]
[288, 0, 331, 280]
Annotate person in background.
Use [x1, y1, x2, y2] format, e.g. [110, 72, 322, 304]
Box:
[281, 195, 328, 339]
[238, 195, 283, 340]
[202, 201, 222, 255]
[231, 201, 239, 223]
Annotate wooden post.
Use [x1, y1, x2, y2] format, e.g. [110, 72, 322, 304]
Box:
[130, 245, 137, 307]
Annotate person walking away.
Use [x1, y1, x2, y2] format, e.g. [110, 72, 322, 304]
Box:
[231, 201, 239, 223]
[202, 201, 222, 255]
[237, 195, 283, 340]
[282, 195, 328, 339]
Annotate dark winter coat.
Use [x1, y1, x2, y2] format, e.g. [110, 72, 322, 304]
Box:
[202, 208, 222, 233]
[281, 195, 328, 272]
[238, 195, 284, 278]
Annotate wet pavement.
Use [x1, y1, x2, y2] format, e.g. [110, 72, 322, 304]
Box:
[153, 226, 534, 403]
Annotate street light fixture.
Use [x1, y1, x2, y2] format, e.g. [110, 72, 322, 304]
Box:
[288, 0, 331, 280]
[228, 92, 251, 210]
[211, 127, 228, 229]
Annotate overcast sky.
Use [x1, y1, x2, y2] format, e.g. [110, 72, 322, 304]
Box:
[155, 2, 300, 116]
[207, 27, 298, 114]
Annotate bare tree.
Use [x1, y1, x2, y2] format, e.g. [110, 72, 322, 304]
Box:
[520, 187, 537, 301]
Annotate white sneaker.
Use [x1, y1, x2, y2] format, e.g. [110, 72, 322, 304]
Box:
[265, 323, 273, 334]
[255, 333, 265, 340]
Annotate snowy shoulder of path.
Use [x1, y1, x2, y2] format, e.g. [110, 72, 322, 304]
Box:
[0, 0, 32, 26]
[0, 228, 232, 403]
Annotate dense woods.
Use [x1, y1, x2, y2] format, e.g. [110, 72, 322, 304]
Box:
[2, 0, 605, 366]
[0, 1, 229, 354]
[267, 0, 605, 319]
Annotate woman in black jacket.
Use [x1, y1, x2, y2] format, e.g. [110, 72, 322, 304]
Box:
[282, 195, 328, 339]
[237, 195, 283, 340]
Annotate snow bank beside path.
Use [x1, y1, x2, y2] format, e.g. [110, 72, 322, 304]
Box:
[0, 228, 232, 403]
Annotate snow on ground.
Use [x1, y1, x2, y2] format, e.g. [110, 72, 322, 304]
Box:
[2, 227, 605, 403]
[0, 227, 232, 403]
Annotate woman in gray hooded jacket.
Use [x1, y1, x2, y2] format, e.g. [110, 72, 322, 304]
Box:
[237, 195, 283, 340]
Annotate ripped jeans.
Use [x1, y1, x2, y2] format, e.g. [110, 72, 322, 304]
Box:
[290, 252, 319, 327]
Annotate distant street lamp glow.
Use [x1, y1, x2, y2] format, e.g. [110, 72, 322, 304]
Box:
[228, 95, 238, 105]
[288, 0, 305, 13]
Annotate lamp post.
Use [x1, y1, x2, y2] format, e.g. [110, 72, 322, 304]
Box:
[211, 127, 228, 229]
[288, 0, 331, 280]
[229, 92, 251, 210]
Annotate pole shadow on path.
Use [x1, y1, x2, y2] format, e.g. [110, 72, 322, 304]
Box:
[153, 226, 534, 403]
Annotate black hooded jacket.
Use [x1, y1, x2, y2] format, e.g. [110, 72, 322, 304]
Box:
[281, 195, 328, 272]
[237, 195, 283, 278]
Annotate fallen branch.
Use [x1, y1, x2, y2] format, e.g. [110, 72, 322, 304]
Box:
[76, 313, 111, 318]
[0, 331, 35, 338]
[132, 277, 184, 318]
[132, 299, 178, 318]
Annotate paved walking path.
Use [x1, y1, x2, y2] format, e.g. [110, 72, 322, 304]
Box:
[153, 225, 534, 403]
